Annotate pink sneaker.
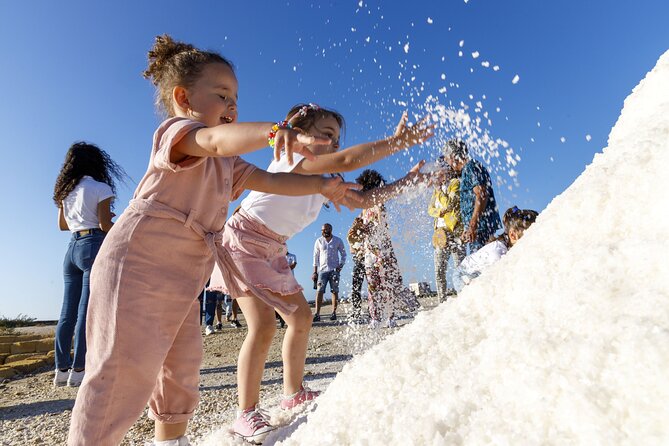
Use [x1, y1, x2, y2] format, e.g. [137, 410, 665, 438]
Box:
[233, 405, 275, 444]
[280, 384, 321, 410]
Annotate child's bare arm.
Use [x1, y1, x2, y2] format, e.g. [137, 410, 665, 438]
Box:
[343, 160, 431, 209]
[244, 170, 362, 211]
[292, 111, 434, 175]
[171, 123, 329, 163]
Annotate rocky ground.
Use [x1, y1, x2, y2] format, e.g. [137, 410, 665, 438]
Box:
[0, 298, 438, 445]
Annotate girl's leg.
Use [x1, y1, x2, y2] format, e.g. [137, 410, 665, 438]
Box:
[150, 299, 203, 441]
[235, 295, 276, 409]
[55, 241, 81, 371]
[275, 291, 313, 395]
[70, 234, 104, 371]
[68, 280, 201, 446]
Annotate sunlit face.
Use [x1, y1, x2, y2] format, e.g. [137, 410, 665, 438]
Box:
[177, 63, 238, 127]
[305, 115, 341, 155]
[508, 228, 522, 246]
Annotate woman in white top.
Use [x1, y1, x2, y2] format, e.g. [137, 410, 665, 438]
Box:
[52, 142, 125, 387]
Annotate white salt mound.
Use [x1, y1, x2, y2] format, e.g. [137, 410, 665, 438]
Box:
[274, 50, 669, 445]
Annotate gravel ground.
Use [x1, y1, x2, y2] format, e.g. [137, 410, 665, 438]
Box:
[0, 299, 436, 445]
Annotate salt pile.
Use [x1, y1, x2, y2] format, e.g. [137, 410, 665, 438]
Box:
[268, 51, 669, 445]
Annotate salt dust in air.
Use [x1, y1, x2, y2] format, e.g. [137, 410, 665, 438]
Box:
[512, 74, 520, 84]
[263, 50, 669, 446]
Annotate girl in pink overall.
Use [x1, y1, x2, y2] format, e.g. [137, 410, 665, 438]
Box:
[67, 35, 358, 446]
[209, 103, 434, 443]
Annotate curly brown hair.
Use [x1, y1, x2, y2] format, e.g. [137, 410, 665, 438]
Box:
[285, 104, 345, 146]
[143, 34, 234, 116]
[355, 169, 385, 191]
[53, 142, 126, 209]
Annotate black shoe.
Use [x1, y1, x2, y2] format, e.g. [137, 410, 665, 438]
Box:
[215, 323, 223, 331]
[231, 319, 242, 328]
[279, 321, 286, 328]
[329, 313, 337, 321]
[313, 314, 320, 322]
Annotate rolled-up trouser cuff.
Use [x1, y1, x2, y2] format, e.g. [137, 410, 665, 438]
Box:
[147, 408, 194, 424]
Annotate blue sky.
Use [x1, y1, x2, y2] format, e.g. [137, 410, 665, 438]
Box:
[1, 1, 667, 320]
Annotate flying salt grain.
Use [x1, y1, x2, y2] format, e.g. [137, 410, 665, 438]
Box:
[482, 61, 490, 68]
[560, 136, 567, 143]
[493, 65, 500, 71]
[292, 66, 297, 72]
[403, 42, 410, 53]
[472, 51, 480, 59]
[427, 17, 433, 24]
[441, 74, 446, 80]
[512, 74, 520, 84]
[586, 134, 592, 141]
[458, 51, 463, 57]
[459, 40, 465, 47]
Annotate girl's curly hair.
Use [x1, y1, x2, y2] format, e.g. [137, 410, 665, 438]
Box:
[53, 142, 126, 208]
[355, 169, 385, 191]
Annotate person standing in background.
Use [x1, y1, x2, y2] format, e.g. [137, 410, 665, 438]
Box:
[347, 215, 367, 320]
[444, 139, 501, 253]
[53, 141, 124, 388]
[312, 223, 346, 321]
[428, 155, 465, 301]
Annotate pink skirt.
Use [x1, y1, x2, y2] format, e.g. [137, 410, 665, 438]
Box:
[211, 209, 303, 299]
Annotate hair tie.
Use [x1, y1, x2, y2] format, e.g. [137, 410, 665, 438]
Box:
[298, 103, 320, 117]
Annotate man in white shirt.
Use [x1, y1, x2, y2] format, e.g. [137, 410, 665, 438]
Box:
[312, 223, 346, 322]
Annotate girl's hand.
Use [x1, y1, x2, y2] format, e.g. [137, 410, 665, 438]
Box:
[320, 176, 362, 212]
[389, 111, 435, 150]
[273, 128, 330, 165]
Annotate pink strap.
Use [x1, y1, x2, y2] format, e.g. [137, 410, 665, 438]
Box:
[128, 199, 298, 314]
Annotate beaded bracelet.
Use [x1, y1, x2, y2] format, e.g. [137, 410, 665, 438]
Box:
[268, 120, 293, 149]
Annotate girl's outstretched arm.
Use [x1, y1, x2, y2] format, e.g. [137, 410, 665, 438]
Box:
[172, 123, 329, 164]
[244, 169, 362, 212]
[344, 160, 433, 209]
[292, 111, 434, 175]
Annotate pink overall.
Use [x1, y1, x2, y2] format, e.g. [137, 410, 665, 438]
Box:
[67, 118, 261, 445]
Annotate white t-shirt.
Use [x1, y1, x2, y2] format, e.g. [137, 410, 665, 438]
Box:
[241, 153, 328, 238]
[62, 176, 114, 232]
[457, 239, 508, 282]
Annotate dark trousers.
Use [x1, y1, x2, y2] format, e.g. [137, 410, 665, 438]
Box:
[350, 255, 366, 317]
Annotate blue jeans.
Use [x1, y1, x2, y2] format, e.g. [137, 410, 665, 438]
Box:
[204, 290, 225, 326]
[55, 230, 105, 370]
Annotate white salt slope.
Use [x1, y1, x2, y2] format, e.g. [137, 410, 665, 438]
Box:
[274, 50, 669, 445]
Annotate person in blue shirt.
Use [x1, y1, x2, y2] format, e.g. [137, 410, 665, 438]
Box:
[445, 139, 502, 253]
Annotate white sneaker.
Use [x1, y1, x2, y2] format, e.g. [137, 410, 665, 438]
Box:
[53, 369, 69, 387]
[204, 325, 215, 336]
[67, 369, 85, 387]
[145, 435, 191, 446]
